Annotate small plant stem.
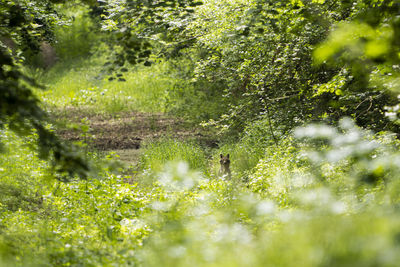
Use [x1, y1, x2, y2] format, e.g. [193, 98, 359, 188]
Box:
[266, 104, 279, 146]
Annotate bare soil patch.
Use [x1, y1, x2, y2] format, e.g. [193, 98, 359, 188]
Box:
[53, 108, 217, 151]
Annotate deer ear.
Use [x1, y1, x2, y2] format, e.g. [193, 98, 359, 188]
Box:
[227, 154, 230, 159]
[220, 154, 223, 158]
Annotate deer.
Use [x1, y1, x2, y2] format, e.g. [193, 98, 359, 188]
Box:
[219, 154, 231, 179]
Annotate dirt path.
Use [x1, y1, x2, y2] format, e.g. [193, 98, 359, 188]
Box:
[54, 108, 217, 165]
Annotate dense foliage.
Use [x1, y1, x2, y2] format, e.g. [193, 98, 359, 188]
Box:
[98, 0, 399, 136]
[176, 0, 400, 135]
[2, 0, 400, 266]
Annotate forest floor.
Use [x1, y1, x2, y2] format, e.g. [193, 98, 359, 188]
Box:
[53, 107, 218, 165]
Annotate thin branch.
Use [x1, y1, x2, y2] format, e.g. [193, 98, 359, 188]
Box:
[355, 96, 373, 119]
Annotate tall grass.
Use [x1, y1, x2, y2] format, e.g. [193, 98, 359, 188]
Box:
[139, 138, 209, 175]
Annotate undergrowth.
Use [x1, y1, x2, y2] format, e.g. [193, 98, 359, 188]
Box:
[2, 117, 400, 266]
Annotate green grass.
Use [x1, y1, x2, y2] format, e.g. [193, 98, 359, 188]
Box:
[30, 57, 173, 114]
[139, 138, 209, 175]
